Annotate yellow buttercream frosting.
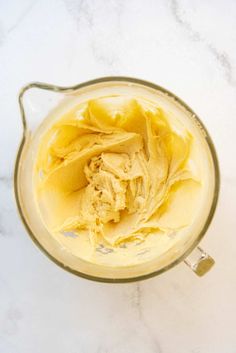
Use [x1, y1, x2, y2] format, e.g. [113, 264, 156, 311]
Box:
[34, 96, 202, 265]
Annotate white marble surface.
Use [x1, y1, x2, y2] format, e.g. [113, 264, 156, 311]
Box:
[0, 1, 236, 352]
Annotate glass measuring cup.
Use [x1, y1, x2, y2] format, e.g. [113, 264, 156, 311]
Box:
[14, 77, 220, 282]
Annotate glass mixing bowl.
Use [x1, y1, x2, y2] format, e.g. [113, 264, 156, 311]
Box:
[14, 77, 219, 282]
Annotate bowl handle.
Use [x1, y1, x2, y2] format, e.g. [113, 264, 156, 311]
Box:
[18, 82, 75, 133]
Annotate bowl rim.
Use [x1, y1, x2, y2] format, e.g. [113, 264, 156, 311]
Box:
[14, 76, 220, 283]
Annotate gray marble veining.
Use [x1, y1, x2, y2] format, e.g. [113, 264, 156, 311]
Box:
[0, 1, 236, 352]
[170, 0, 236, 86]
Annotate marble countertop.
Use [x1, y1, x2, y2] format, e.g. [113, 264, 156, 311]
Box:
[1, 1, 236, 352]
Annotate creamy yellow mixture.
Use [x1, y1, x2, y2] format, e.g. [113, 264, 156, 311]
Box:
[34, 96, 202, 265]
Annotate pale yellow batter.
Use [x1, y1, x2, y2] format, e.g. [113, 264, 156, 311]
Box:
[34, 96, 202, 266]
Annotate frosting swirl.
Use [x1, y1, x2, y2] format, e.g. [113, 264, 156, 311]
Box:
[35, 97, 200, 251]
